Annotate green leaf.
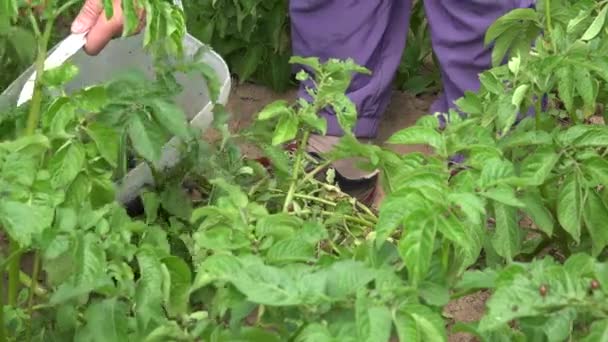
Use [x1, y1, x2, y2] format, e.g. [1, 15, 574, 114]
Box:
[149, 99, 191, 140]
[301, 111, 327, 135]
[489, 27, 519, 67]
[583, 191, 608, 257]
[419, 282, 450, 307]
[266, 238, 315, 264]
[485, 8, 537, 44]
[7, 26, 36, 62]
[75, 298, 129, 342]
[326, 260, 376, 299]
[436, 214, 480, 270]
[395, 304, 447, 342]
[556, 66, 575, 112]
[135, 247, 165, 333]
[272, 113, 299, 146]
[516, 148, 559, 186]
[581, 5, 608, 41]
[387, 126, 445, 154]
[162, 256, 192, 317]
[128, 112, 166, 163]
[575, 69, 595, 110]
[375, 195, 409, 244]
[479, 72, 504, 94]
[520, 191, 555, 236]
[290, 56, 322, 74]
[121, 0, 139, 35]
[65, 173, 92, 207]
[49, 142, 86, 189]
[356, 301, 392, 342]
[496, 95, 518, 135]
[210, 178, 248, 208]
[448, 193, 486, 225]
[511, 84, 529, 109]
[580, 319, 608, 342]
[0, 201, 54, 247]
[573, 126, 608, 147]
[455, 91, 483, 114]
[542, 308, 577, 342]
[90, 177, 116, 208]
[255, 213, 301, 240]
[398, 211, 436, 286]
[296, 324, 334, 342]
[42, 63, 79, 87]
[192, 254, 241, 291]
[102, 0, 114, 19]
[75, 86, 108, 112]
[331, 94, 358, 133]
[195, 226, 250, 251]
[142, 192, 160, 224]
[75, 233, 108, 286]
[557, 173, 583, 243]
[454, 269, 498, 294]
[479, 159, 515, 188]
[160, 183, 192, 220]
[482, 186, 524, 207]
[499, 130, 553, 149]
[234, 45, 264, 82]
[234, 327, 283, 342]
[230, 260, 301, 306]
[257, 100, 291, 121]
[85, 122, 119, 167]
[583, 156, 608, 187]
[492, 202, 522, 262]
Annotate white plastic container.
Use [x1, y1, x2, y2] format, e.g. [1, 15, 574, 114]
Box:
[0, 32, 231, 204]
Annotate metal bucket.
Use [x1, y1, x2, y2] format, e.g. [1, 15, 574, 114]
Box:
[0, 32, 231, 204]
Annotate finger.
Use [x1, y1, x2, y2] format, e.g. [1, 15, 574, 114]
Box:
[84, 11, 123, 56]
[83, 1, 125, 55]
[71, 0, 103, 33]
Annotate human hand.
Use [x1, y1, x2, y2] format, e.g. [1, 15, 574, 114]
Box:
[71, 0, 144, 55]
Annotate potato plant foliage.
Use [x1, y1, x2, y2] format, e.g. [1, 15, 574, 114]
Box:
[183, 0, 439, 94]
[0, 0, 608, 341]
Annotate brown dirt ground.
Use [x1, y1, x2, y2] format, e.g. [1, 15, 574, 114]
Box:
[225, 81, 483, 341]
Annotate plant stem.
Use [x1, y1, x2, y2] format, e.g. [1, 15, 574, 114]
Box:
[292, 193, 336, 207]
[7, 239, 21, 307]
[535, 94, 542, 129]
[545, 0, 552, 35]
[0, 246, 24, 271]
[25, 254, 41, 341]
[20, 271, 47, 298]
[301, 160, 332, 184]
[283, 131, 310, 212]
[545, 0, 556, 52]
[0, 266, 6, 342]
[294, 209, 376, 227]
[8, 17, 55, 308]
[25, 18, 54, 136]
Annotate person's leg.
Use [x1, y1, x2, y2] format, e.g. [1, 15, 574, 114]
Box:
[290, 0, 412, 139]
[424, 0, 535, 116]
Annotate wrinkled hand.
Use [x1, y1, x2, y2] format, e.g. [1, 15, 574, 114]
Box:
[71, 0, 144, 55]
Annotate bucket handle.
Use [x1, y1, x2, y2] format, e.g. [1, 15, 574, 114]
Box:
[17, 0, 185, 106]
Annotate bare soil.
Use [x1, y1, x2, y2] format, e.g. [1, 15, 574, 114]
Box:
[225, 81, 484, 341]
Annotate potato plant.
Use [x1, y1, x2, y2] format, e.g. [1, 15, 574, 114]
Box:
[0, 0, 607, 341]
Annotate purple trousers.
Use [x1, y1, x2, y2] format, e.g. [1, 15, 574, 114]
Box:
[290, 0, 535, 138]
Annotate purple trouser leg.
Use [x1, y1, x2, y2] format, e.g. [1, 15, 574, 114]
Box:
[290, 0, 535, 138]
[290, 0, 411, 138]
[425, 0, 535, 115]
